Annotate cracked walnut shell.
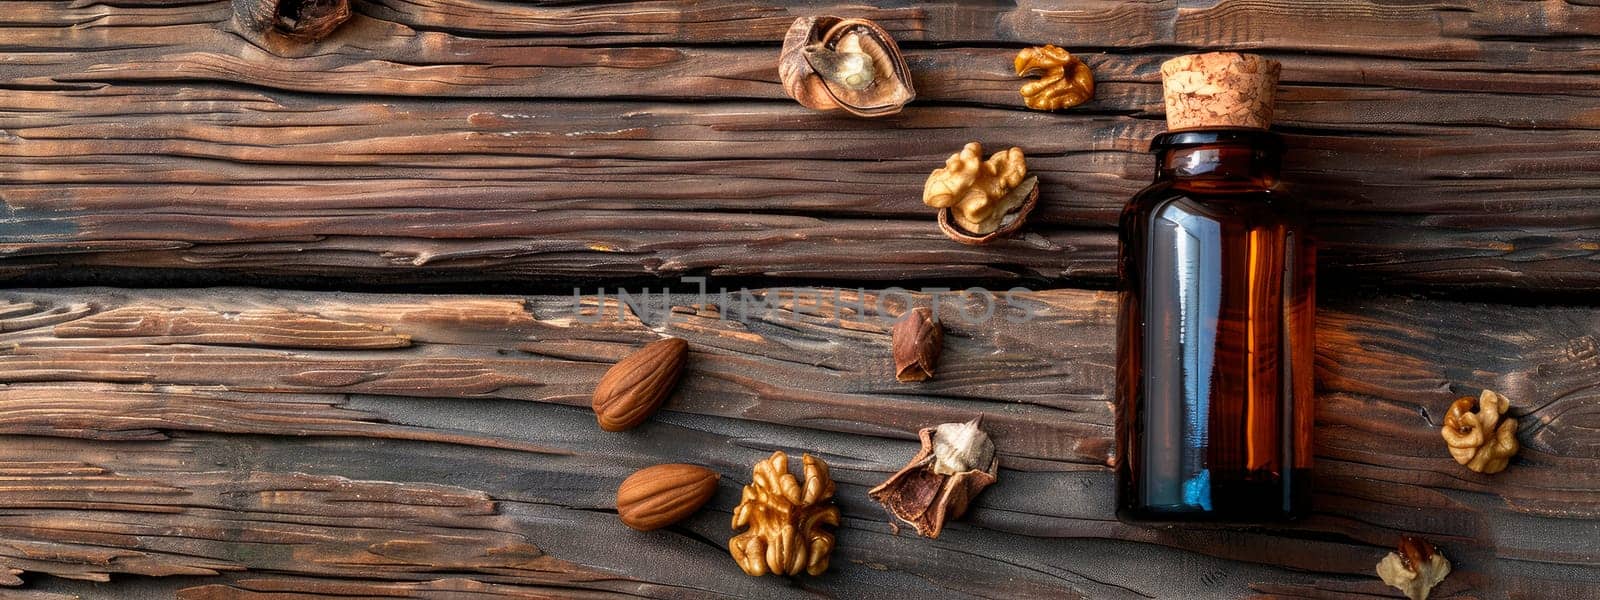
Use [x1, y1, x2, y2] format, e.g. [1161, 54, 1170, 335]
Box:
[1441, 389, 1519, 474]
[868, 419, 998, 538]
[729, 451, 840, 577]
[778, 16, 915, 117]
[1015, 45, 1095, 111]
[923, 142, 1038, 244]
[1376, 536, 1451, 600]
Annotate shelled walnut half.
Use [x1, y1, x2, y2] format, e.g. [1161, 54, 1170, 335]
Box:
[1441, 389, 1519, 474]
[1015, 45, 1095, 111]
[778, 16, 915, 117]
[868, 419, 998, 538]
[729, 451, 840, 576]
[923, 142, 1038, 244]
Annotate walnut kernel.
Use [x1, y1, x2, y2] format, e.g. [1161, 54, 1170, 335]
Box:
[1376, 536, 1451, 600]
[1441, 389, 1519, 474]
[729, 451, 839, 576]
[1015, 45, 1095, 111]
[923, 142, 1037, 244]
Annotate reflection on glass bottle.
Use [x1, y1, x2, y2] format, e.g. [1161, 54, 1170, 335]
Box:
[1116, 54, 1315, 522]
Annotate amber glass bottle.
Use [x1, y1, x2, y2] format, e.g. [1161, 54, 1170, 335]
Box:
[1116, 54, 1314, 522]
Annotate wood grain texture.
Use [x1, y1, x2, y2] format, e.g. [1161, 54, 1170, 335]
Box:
[0, 287, 1596, 598]
[2, 2, 1599, 598]
[2, 1, 1597, 289]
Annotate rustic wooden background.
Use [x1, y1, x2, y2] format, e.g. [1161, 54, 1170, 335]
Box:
[2, 1, 1598, 598]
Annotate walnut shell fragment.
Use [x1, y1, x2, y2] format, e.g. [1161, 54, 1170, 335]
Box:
[1015, 45, 1095, 111]
[868, 419, 998, 538]
[1376, 536, 1451, 600]
[892, 307, 943, 382]
[729, 451, 840, 576]
[924, 142, 1037, 245]
[1441, 389, 1519, 474]
[778, 16, 916, 117]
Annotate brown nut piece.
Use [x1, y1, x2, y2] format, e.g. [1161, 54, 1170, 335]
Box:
[729, 451, 839, 576]
[778, 16, 915, 117]
[1015, 45, 1095, 111]
[1441, 389, 1519, 474]
[868, 419, 997, 538]
[892, 307, 943, 382]
[924, 142, 1037, 244]
[233, 0, 351, 41]
[1376, 536, 1451, 600]
[617, 464, 721, 531]
[592, 337, 689, 432]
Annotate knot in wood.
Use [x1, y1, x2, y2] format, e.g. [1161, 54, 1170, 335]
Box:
[234, 0, 351, 42]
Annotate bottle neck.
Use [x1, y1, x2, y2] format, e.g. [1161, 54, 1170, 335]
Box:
[1153, 129, 1282, 187]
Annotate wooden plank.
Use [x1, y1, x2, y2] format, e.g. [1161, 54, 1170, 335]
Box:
[0, 287, 1596, 598]
[4, 92, 1595, 288]
[2, 1, 1598, 289]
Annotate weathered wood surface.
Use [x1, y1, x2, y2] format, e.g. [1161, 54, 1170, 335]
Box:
[3, 0, 1599, 598]
[3, 1, 1598, 290]
[0, 287, 1596, 598]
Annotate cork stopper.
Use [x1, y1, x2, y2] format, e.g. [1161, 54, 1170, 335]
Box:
[1161, 52, 1280, 131]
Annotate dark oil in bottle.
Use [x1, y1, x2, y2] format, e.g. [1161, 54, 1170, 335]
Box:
[1115, 128, 1315, 522]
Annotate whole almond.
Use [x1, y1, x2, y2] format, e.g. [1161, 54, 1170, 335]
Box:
[617, 463, 720, 531]
[892, 307, 943, 382]
[592, 337, 689, 431]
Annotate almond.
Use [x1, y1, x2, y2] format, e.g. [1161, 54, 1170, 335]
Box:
[616, 463, 720, 531]
[592, 337, 688, 432]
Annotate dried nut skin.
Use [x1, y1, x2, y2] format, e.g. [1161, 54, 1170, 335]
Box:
[729, 451, 839, 576]
[1440, 389, 1519, 473]
[592, 337, 689, 432]
[1015, 45, 1095, 111]
[1376, 536, 1451, 600]
[617, 464, 720, 531]
[777, 16, 915, 117]
[924, 143, 1035, 243]
[892, 307, 943, 382]
[868, 418, 999, 538]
